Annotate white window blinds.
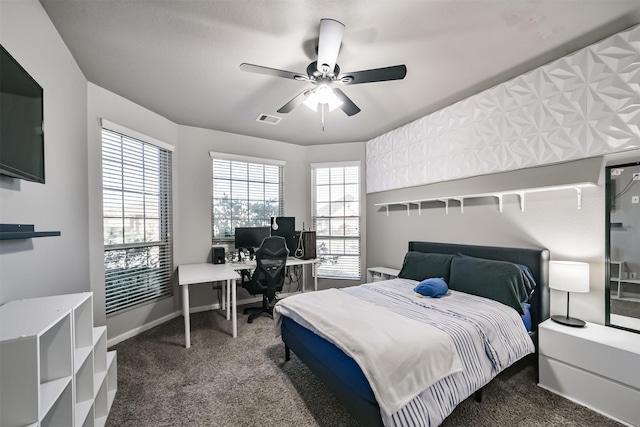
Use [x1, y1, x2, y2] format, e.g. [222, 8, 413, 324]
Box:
[312, 162, 361, 279]
[102, 127, 174, 316]
[211, 153, 284, 241]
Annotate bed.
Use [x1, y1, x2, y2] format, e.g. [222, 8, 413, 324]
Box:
[274, 241, 550, 426]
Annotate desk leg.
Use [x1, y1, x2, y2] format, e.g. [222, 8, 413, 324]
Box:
[231, 278, 237, 338]
[221, 282, 226, 311]
[226, 279, 230, 320]
[313, 263, 318, 292]
[182, 285, 191, 349]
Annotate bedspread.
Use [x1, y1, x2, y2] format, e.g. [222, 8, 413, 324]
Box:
[277, 278, 535, 426]
[274, 288, 463, 414]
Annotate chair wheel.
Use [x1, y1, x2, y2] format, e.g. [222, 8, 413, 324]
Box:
[248, 319, 253, 324]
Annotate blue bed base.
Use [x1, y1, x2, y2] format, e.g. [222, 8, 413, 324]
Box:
[280, 241, 550, 425]
[282, 315, 383, 426]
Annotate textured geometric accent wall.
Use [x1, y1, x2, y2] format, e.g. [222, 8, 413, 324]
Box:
[366, 25, 640, 194]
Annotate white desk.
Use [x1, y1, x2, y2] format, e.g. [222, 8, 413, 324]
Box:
[228, 257, 318, 292]
[178, 263, 241, 348]
[178, 258, 317, 348]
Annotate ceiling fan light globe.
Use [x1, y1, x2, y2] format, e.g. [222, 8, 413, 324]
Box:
[303, 92, 319, 111]
[315, 84, 333, 104]
[327, 96, 343, 112]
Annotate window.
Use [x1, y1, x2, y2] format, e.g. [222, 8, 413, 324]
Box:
[312, 162, 361, 279]
[102, 123, 174, 316]
[211, 152, 284, 241]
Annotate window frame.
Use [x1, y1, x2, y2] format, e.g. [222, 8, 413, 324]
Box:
[311, 161, 362, 280]
[101, 120, 174, 316]
[210, 151, 285, 243]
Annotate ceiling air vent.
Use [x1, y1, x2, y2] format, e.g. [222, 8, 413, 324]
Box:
[256, 114, 281, 125]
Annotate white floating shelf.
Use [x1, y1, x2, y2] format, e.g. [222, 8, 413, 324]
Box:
[374, 183, 596, 216]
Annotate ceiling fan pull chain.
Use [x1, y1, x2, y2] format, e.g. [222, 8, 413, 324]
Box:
[322, 103, 326, 131]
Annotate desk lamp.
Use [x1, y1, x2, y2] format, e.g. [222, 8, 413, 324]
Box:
[549, 260, 590, 327]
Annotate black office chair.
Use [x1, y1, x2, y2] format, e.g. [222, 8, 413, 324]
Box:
[242, 236, 288, 323]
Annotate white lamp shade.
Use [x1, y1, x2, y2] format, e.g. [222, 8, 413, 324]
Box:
[549, 260, 590, 293]
[303, 85, 343, 112]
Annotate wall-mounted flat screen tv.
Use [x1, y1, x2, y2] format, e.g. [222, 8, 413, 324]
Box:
[0, 44, 45, 183]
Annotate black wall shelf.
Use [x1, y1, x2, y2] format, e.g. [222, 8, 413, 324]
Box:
[0, 224, 61, 240]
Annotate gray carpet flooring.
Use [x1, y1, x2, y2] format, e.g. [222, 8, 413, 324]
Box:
[611, 297, 640, 318]
[106, 309, 622, 427]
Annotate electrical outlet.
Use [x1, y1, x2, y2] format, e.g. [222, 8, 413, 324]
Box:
[634, 173, 640, 181]
[633, 196, 640, 204]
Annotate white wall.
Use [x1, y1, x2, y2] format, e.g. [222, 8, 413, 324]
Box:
[366, 152, 640, 325]
[175, 130, 367, 309]
[10, 0, 625, 342]
[366, 24, 640, 194]
[0, 0, 90, 304]
[363, 23, 640, 327]
[176, 125, 311, 264]
[88, 81, 365, 340]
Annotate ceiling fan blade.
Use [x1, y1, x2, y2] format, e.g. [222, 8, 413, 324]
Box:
[277, 90, 312, 113]
[332, 88, 361, 116]
[240, 63, 309, 81]
[317, 19, 344, 75]
[338, 64, 407, 85]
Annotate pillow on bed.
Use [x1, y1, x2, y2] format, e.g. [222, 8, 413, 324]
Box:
[515, 263, 537, 301]
[398, 251, 454, 282]
[521, 302, 532, 331]
[414, 277, 449, 298]
[449, 254, 529, 314]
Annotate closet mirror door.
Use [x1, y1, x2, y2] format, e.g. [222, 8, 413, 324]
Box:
[606, 161, 640, 333]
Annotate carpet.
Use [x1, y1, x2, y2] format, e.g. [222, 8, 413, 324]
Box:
[106, 309, 622, 427]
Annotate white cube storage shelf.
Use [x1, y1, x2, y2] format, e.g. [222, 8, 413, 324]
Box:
[0, 293, 117, 427]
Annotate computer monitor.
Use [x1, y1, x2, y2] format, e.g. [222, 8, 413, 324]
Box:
[234, 226, 270, 258]
[271, 217, 295, 256]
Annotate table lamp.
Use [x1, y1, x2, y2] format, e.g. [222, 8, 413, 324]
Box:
[549, 260, 590, 327]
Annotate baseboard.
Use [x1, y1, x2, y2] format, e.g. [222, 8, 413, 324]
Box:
[107, 294, 266, 347]
[107, 310, 182, 347]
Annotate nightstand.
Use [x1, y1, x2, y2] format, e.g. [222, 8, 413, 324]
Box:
[538, 319, 640, 426]
[366, 267, 400, 283]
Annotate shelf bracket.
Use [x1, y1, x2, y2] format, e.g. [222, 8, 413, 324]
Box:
[493, 194, 503, 212]
[573, 186, 583, 209]
[402, 203, 411, 216]
[439, 199, 449, 214]
[453, 197, 464, 214]
[516, 192, 525, 212]
[384, 205, 389, 216]
[413, 202, 422, 216]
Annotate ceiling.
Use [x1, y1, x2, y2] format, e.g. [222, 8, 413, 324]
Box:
[39, 0, 640, 146]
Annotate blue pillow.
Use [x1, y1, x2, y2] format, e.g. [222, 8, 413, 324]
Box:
[414, 277, 449, 298]
[521, 302, 532, 332]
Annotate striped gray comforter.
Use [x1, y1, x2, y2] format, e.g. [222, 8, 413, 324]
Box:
[334, 278, 534, 426]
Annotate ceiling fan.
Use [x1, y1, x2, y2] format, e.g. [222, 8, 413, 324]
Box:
[240, 18, 407, 118]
